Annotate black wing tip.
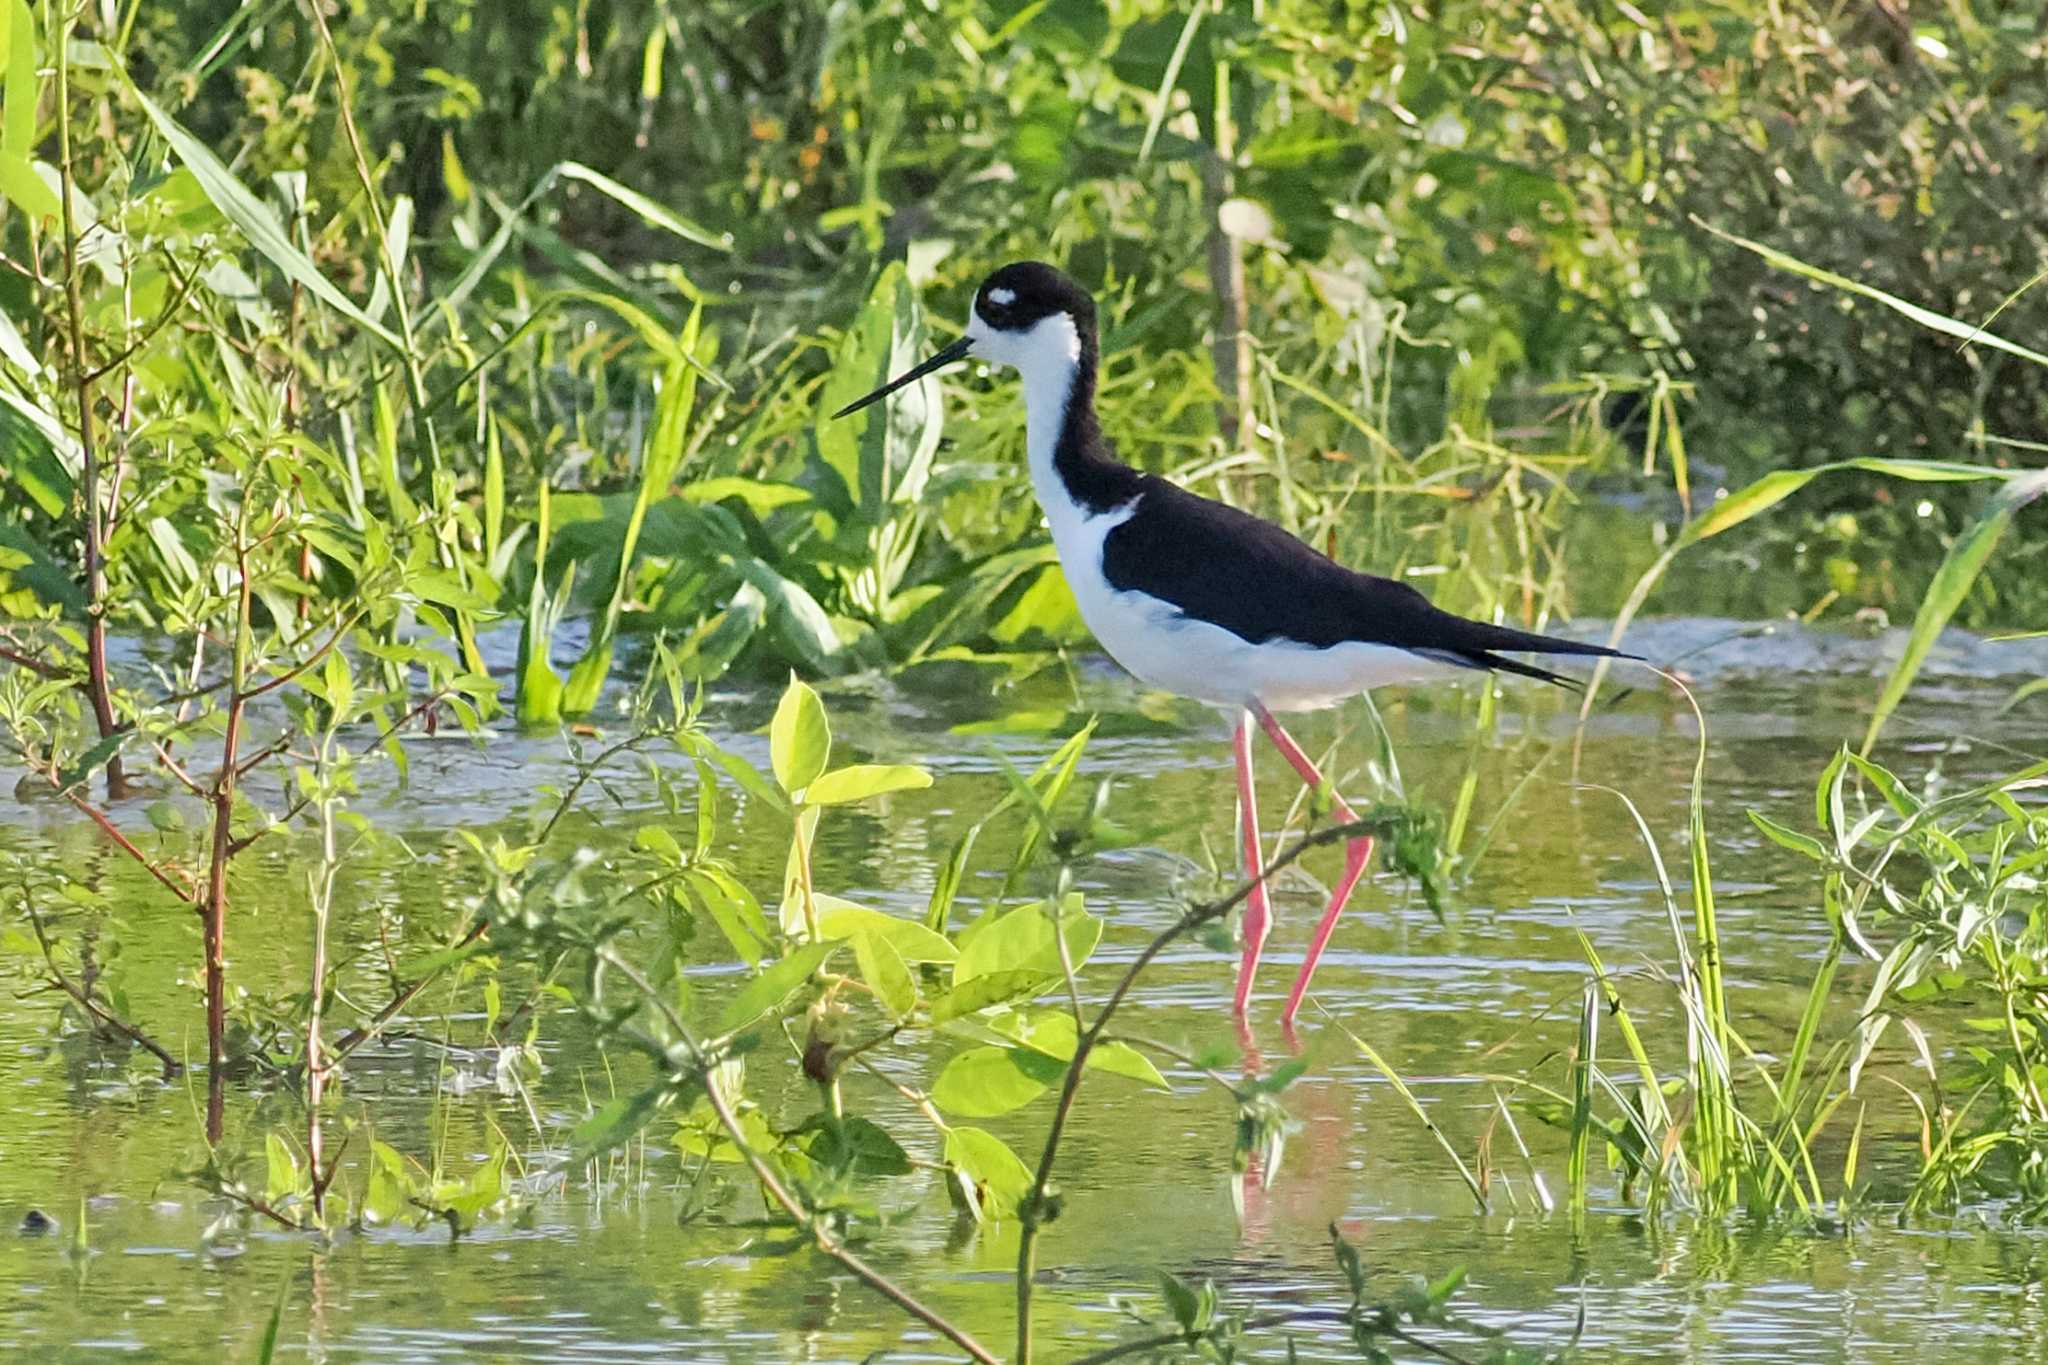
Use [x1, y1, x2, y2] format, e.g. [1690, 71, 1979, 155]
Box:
[1428, 645, 1643, 691]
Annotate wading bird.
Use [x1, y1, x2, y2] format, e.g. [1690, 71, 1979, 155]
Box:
[835, 262, 1629, 1026]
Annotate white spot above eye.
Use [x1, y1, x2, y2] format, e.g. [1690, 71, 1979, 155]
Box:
[986, 287, 1016, 306]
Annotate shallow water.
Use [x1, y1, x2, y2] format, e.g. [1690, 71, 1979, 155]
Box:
[1, 617, 2043, 1361]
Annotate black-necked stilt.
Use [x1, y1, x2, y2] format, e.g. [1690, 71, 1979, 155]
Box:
[836, 261, 1631, 1026]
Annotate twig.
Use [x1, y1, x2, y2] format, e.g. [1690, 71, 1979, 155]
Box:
[324, 919, 490, 1070]
[1066, 1310, 1316, 1365]
[0, 644, 73, 679]
[21, 890, 182, 1077]
[594, 947, 1001, 1365]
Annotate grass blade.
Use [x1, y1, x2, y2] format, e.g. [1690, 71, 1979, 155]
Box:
[1861, 470, 2048, 754]
[120, 79, 402, 351]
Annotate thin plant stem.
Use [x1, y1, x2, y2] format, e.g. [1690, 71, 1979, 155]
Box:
[21, 887, 181, 1077]
[592, 946, 1000, 1365]
[1014, 815, 1384, 1363]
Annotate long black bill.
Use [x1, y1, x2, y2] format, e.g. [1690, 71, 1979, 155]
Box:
[831, 335, 973, 419]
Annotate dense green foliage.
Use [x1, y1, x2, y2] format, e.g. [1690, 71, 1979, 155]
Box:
[6, 0, 2043, 695]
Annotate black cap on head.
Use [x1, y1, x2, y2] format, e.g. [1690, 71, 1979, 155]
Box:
[973, 261, 1095, 333]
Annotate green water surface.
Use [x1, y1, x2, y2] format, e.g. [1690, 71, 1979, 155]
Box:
[2, 618, 2044, 1362]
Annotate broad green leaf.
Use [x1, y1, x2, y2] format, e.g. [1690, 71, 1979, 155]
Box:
[716, 940, 837, 1033]
[634, 825, 685, 863]
[120, 80, 402, 351]
[796, 1115, 912, 1177]
[815, 262, 945, 525]
[732, 556, 846, 675]
[1005, 1010, 1170, 1090]
[928, 969, 1054, 1023]
[0, 388, 75, 517]
[57, 731, 129, 791]
[852, 930, 915, 1020]
[806, 763, 933, 806]
[687, 867, 771, 967]
[679, 477, 811, 513]
[931, 1045, 1064, 1117]
[1862, 470, 2048, 755]
[943, 1126, 1034, 1220]
[815, 899, 958, 962]
[954, 898, 1102, 986]
[770, 676, 830, 794]
[0, 151, 54, 219]
[363, 1140, 408, 1223]
[264, 1133, 299, 1203]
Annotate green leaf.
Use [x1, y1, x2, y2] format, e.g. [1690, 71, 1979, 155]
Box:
[716, 940, 837, 1033]
[516, 483, 567, 726]
[572, 1085, 677, 1156]
[2, 1, 33, 159]
[556, 161, 731, 252]
[255, 1264, 290, 1365]
[943, 1126, 1034, 1220]
[687, 867, 771, 967]
[364, 1140, 409, 1224]
[679, 477, 810, 513]
[931, 1045, 1065, 1117]
[732, 556, 847, 675]
[1156, 1270, 1214, 1334]
[769, 676, 830, 794]
[120, 79, 403, 351]
[927, 969, 1054, 1023]
[1700, 218, 2048, 370]
[634, 825, 685, 863]
[797, 1115, 912, 1177]
[1746, 810, 1828, 862]
[264, 1133, 299, 1203]
[0, 151, 54, 220]
[57, 731, 129, 792]
[852, 930, 915, 1020]
[954, 899, 1101, 986]
[815, 899, 959, 962]
[815, 262, 946, 525]
[1862, 470, 2048, 755]
[805, 763, 933, 805]
[0, 388, 75, 518]
[1007, 1010, 1170, 1090]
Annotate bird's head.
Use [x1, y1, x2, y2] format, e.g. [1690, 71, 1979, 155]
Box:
[833, 261, 1093, 419]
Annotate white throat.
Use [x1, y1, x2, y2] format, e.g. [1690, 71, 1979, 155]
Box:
[969, 311, 1084, 519]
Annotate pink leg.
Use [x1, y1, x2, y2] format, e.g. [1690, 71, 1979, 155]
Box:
[1251, 702, 1377, 1026]
[1231, 712, 1272, 1016]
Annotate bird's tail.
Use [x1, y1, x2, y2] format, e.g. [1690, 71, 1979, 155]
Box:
[1415, 619, 1635, 692]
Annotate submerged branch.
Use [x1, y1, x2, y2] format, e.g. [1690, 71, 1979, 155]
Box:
[21, 889, 183, 1077]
